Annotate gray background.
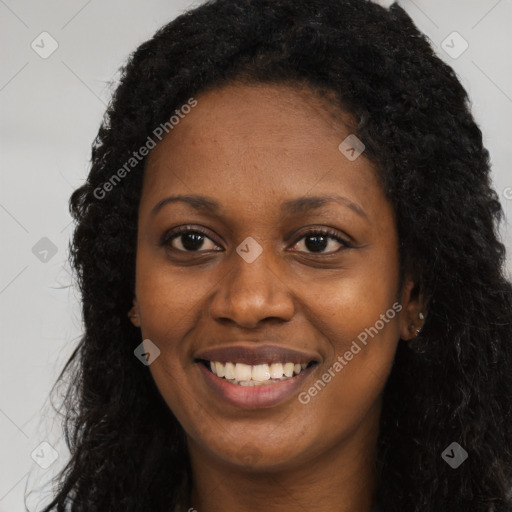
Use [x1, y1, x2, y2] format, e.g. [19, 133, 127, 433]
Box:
[1, 0, 511, 510]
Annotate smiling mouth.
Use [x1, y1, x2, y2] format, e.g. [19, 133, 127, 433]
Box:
[197, 360, 317, 386]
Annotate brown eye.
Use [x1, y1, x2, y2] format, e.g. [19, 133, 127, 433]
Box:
[291, 229, 350, 254]
[161, 227, 222, 252]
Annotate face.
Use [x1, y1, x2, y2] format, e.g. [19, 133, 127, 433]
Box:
[130, 83, 424, 472]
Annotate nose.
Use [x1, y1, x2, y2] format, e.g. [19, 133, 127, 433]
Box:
[208, 245, 295, 329]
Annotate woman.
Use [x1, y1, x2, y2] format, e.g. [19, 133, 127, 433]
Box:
[40, 0, 512, 510]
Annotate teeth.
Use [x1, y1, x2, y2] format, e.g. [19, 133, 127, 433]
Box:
[269, 363, 283, 378]
[283, 362, 294, 377]
[215, 361, 225, 378]
[208, 360, 311, 385]
[252, 364, 270, 381]
[235, 363, 252, 381]
[224, 362, 236, 380]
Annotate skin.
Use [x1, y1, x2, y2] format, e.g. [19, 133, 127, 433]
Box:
[129, 82, 425, 512]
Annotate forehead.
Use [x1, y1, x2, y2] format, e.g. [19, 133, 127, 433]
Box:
[148, 82, 352, 160]
[140, 82, 385, 222]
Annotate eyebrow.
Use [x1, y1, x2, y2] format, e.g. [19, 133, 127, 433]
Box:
[280, 195, 368, 220]
[150, 194, 368, 220]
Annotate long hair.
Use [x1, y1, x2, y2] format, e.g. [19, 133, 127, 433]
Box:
[39, 0, 512, 510]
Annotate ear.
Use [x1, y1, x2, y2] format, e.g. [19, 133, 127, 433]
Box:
[128, 297, 141, 328]
[398, 278, 427, 341]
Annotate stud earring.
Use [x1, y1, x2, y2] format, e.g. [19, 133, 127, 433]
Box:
[415, 311, 425, 336]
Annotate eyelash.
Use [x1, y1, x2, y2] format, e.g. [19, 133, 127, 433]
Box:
[160, 225, 351, 255]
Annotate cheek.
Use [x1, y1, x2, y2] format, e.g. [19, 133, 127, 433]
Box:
[304, 255, 401, 349]
[135, 247, 218, 342]
[296, 258, 401, 418]
[133, 249, 223, 427]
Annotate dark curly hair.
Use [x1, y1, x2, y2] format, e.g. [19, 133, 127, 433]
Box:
[37, 0, 512, 510]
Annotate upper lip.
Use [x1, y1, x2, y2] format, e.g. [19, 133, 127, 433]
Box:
[195, 344, 319, 366]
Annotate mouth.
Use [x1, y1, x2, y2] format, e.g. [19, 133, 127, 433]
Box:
[197, 359, 317, 386]
[194, 344, 320, 408]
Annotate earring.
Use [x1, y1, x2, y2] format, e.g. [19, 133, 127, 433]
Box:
[415, 311, 425, 336]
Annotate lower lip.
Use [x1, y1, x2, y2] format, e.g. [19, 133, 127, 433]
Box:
[197, 362, 314, 409]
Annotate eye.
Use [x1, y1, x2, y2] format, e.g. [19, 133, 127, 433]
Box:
[161, 226, 222, 253]
[161, 226, 351, 255]
[290, 228, 350, 254]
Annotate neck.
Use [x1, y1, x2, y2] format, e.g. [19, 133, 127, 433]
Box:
[185, 402, 381, 512]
